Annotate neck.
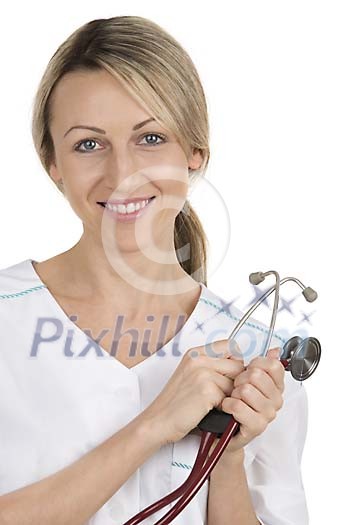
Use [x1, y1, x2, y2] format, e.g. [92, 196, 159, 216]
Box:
[55, 231, 200, 314]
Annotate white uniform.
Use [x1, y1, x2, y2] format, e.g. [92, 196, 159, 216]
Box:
[0, 259, 309, 525]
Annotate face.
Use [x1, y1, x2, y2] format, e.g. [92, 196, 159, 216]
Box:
[48, 68, 202, 253]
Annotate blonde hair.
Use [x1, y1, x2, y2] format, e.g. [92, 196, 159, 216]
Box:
[31, 15, 210, 284]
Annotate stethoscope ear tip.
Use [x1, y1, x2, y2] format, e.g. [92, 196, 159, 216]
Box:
[249, 272, 265, 285]
[302, 287, 318, 302]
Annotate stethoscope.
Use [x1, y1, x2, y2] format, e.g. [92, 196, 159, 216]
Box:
[123, 270, 321, 525]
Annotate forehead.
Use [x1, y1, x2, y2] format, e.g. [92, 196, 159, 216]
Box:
[49, 69, 152, 132]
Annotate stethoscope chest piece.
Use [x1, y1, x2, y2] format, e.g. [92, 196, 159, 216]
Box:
[124, 271, 322, 525]
[281, 336, 321, 381]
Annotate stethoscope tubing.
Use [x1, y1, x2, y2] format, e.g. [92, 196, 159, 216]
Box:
[232, 270, 280, 357]
[123, 432, 215, 525]
[123, 272, 316, 524]
[141, 359, 291, 524]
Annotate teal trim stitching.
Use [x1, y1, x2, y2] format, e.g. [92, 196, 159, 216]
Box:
[0, 285, 47, 300]
[171, 461, 192, 470]
[200, 297, 287, 344]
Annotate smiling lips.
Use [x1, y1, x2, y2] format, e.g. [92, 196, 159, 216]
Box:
[97, 196, 156, 220]
[100, 195, 156, 205]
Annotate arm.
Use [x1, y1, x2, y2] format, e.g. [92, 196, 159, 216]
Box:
[208, 379, 308, 525]
[207, 449, 261, 525]
[206, 345, 309, 525]
[0, 411, 163, 525]
[245, 382, 309, 524]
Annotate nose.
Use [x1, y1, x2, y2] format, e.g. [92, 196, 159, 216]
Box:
[103, 146, 139, 195]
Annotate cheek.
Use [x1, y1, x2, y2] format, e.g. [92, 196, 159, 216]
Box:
[62, 180, 94, 217]
[158, 180, 188, 217]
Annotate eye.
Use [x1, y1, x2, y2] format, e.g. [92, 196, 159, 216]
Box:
[74, 138, 102, 153]
[74, 132, 167, 154]
[138, 133, 167, 146]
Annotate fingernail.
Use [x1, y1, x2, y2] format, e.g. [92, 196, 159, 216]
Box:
[268, 347, 281, 358]
[229, 339, 242, 359]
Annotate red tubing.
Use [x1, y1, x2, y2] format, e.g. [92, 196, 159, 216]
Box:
[123, 431, 216, 525]
[153, 359, 289, 524]
[154, 418, 239, 524]
[125, 359, 289, 524]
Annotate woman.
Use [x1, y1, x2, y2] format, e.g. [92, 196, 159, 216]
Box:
[0, 15, 308, 525]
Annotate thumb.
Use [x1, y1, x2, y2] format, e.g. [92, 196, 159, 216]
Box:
[267, 347, 281, 359]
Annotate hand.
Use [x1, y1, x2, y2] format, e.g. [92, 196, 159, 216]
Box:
[210, 347, 285, 458]
[141, 339, 245, 445]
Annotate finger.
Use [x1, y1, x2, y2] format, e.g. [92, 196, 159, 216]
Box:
[213, 357, 245, 379]
[197, 339, 232, 359]
[209, 370, 235, 403]
[195, 355, 245, 379]
[194, 339, 242, 360]
[187, 347, 245, 379]
[248, 352, 285, 392]
[221, 396, 267, 438]
[233, 367, 278, 400]
[231, 383, 281, 421]
[267, 348, 280, 359]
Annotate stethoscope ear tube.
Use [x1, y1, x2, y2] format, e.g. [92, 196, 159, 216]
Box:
[124, 272, 322, 524]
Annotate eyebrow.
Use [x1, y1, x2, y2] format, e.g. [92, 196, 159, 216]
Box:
[63, 117, 156, 138]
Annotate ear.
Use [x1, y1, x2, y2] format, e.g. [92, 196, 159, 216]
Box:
[49, 162, 63, 186]
[188, 148, 203, 170]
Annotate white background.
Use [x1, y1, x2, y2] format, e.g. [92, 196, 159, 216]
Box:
[0, 1, 336, 522]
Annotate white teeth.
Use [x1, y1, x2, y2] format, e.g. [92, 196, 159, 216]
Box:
[117, 203, 128, 214]
[105, 198, 151, 214]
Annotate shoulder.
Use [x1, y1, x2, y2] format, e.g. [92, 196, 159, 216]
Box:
[0, 258, 46, 305]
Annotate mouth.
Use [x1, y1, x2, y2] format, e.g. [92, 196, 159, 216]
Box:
[97, 195, 156, 219]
